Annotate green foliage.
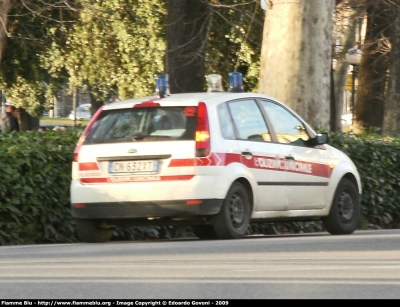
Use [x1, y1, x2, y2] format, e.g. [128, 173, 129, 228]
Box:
[6, 77, 46, 118]
[1, 0, 264, 117]
[0, 1, 74, 117]
[206, 1, 264, 92]
[0, 128, 83, 245]
[42, 0, 167, 100]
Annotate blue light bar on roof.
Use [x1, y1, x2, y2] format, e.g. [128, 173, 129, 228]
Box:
[155, 75, 170, 98]
[228, 72, 244, 93]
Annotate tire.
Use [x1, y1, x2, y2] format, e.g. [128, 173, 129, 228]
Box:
[322, 178, 360, 235]
[191, 225, 218, 240]
[75, 219, 114, 243]
[211, 182, 251, 239]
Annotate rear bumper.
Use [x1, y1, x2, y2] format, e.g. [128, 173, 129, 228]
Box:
[71, 199, 223, 219]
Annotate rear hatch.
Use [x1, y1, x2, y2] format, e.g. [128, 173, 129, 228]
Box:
[74, 103, 201, 184]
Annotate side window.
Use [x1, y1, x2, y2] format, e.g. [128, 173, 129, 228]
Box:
[261, 100, 310, 146]
[218, 103, 236, 140]
[228, 99, 271, 142]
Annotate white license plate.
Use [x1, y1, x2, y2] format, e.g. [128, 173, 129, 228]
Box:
[109, 160, 158, 174]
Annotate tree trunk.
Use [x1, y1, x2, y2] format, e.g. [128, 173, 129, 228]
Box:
[258, 0, 335, 130]
[353, 0, 391, 133]
[0, 0, 11, 65]
[382, 0, 400, 135]
[19, 108, 39, 131]
[166, 0, 209, 93]
[332, 0, 366, 132]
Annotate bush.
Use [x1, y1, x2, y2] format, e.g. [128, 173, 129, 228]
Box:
[0, 128, 83, 245]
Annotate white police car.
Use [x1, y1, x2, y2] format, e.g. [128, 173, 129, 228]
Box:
[71, 73, 361, 242]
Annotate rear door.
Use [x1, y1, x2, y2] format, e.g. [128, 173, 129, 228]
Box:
[226, 99, 288, 211]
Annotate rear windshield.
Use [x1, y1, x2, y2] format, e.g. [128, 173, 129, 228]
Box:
[84, 107, 197, 145]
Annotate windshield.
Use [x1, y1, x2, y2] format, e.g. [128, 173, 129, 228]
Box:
[84, 107, 197, 144]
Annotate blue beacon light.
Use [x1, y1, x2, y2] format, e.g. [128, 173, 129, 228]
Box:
[228, 72, 244, 93]
[155, 75, 170, 98]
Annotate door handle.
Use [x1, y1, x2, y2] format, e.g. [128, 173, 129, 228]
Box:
[285, 155, 295, 160]
[242, 151, 253, 156]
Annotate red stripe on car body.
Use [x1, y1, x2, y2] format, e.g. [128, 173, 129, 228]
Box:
[168, 159, 196, 167]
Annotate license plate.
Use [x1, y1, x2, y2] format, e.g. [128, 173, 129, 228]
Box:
[109, 160, 158, 174]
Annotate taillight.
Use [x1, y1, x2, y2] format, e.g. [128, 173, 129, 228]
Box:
[73, 107, 103, 162]
[195, 102, 210, 157]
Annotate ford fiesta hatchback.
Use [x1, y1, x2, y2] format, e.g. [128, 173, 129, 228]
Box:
[71, 74, 361, 243]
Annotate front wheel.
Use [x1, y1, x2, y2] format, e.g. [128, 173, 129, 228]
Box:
[75, 219, 114, 243]
[322, 178, 360, 235]
[211, 182, 251, 239]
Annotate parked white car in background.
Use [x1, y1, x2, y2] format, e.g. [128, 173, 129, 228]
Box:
[69, 104, 91, 120]
[70, 73, 361, 243]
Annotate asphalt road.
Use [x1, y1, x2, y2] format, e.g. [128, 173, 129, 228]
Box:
[0, 229, 399, 299]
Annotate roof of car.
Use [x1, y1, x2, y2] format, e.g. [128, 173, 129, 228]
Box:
[103, 92, 278, 110]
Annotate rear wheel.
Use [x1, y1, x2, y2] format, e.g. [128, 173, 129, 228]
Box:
[75, 219, 114, 243]
[322, 179, 360, 235]
[191, 225, 218, 240]
[212, 182, 251, 239]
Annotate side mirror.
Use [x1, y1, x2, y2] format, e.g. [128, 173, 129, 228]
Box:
[313, 133, 329, 145]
